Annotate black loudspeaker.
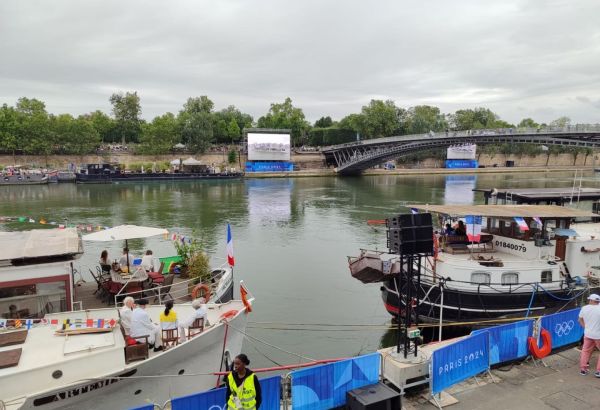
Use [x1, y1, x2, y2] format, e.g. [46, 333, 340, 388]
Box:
[346, 383, 401, 410]
[386, 213, 433, 255]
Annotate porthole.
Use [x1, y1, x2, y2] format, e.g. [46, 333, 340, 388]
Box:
[134, 389, 142, 395]
[52, 370, 63, 379]
[178, 369, 185, 375]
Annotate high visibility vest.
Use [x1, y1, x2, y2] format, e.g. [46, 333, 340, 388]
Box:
[227, 372, 257, 409]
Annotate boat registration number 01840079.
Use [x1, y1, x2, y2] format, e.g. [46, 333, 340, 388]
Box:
[495, 240, 527, 252]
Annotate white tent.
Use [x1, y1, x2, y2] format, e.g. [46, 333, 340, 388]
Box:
[173, 143, 186, 149]
[170, 159, 182, 166]
[182, 157, 203, 166]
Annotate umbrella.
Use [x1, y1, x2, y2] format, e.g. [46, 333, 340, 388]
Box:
[83, 225, 168, 270]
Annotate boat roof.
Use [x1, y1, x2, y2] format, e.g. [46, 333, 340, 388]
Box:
[474, 187, 600, 203]
[0, 228, 82, 262]
[408, 204, 597, 218]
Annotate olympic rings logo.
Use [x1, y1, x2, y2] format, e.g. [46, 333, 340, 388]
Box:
[554, 320, 575, 337]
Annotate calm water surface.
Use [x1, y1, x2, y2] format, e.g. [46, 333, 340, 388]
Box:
[0, 171, 596, 367]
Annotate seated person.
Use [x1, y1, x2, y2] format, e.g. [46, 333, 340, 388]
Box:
[130, 299, 163, 352]
[141, 250, 155, 272]
[454, 220, 467, 236]
[118, 247, 135, 272]
[159, 300, 178, 330]
[179, 298, 209, 342]
[119, 296, 135, 335]
[444, 223, 455, 235]
[7, 304, 19, 319]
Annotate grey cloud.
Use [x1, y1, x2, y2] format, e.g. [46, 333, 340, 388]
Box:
[1, 0, 599, 124]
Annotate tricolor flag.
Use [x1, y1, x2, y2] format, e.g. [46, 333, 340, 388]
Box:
[97, 319, 105, 328]
[465, 215, 482, 242]
[533, 217, 543, 227]
[514, 217, 529, 231]
[410, 208, 419, 215]
[226, 223, 235, 267]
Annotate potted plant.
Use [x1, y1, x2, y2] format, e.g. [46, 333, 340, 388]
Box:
[173, 237, 212, 295]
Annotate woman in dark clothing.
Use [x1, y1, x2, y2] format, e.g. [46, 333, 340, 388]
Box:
[225, 353, 262, 409]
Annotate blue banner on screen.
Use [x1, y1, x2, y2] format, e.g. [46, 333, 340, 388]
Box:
[431, 332, 489, 394]
[472, 320, 533, 365]
[445, 159, 478, 169]
[540, 308, 583, 349]
[169, 375, 280, 410]
[246, 161, 294, 172]
[291, 353, 380, 410]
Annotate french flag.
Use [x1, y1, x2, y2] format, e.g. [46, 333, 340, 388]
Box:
[514, 217, 529, 231]
[227, 223, 235, 267]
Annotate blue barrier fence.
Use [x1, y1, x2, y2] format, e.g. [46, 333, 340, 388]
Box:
[169, 375, 281, 410]
[246, 161, 294, 172]
[291, 352, 380, 410]
[472, 320, 533, 365]
[540, 308, 583, 349]
[431, 332, 489, 394]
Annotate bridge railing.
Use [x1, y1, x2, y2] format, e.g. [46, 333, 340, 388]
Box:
[322, 125, 600, 151]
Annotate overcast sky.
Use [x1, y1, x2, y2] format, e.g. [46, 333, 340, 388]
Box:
[1, 0, 599, 124]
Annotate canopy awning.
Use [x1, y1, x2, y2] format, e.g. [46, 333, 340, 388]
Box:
[182, 157, 203, 166]
[0, 228, 81, 261]
[407, 204, 597, 218]
[83, 225, 168, 241]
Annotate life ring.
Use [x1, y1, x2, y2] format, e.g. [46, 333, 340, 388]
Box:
[220, 309, 239, 321]
[191, 284, 212, 301]
[527, 328, 552, 359]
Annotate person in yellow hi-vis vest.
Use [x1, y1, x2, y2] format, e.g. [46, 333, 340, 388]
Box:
[225, 354, 262, 409]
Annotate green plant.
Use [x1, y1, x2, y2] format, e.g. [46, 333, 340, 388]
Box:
[173, 236, 210, 282]
[227, 149, 237, 164]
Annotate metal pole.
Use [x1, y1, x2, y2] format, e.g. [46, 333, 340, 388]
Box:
[438, 282, 444, 342]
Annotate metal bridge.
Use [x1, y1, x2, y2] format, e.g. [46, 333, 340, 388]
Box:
[321, 126, 600, 175]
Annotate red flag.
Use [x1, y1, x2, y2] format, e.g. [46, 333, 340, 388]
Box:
[50, 319, 58, 325]
[87, 319, 94, 328]
[109, 319, 116, 327]
[240, 282, 252, 313]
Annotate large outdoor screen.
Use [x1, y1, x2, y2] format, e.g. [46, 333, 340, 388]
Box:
[247, 133, 291, 161]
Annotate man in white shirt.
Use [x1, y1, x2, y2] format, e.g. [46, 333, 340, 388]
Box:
[130, 299, 163, 352]
[578, 293, 600, 376]
[119, 247, 135, 271]
[119, 296, 135, 335]
[179, 298, 209, 342]
[141, 250, 155, 272]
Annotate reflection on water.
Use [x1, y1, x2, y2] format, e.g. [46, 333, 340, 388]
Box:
[0, 170, 595, 367]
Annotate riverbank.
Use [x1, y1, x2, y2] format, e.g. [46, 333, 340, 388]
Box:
[245, 165, 594, 178]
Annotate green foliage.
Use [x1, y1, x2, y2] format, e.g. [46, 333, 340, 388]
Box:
[138, 112, 178, 155]
[178, 97, 215, 153]
[550, 116, 571, 128]
[0, 104, 19, 155]
[213, 105, 252, 143]
[227, 118, 241, 142]
[257, 97, 310, 145]
[449, 108, 503, 130]
[517, 118, 539, 128]
[314, 116, 333, 128]
[227, 148, 238, 164]
[308, 127, 356, 146]
[109, 91, 142, 144]
[173, 236, 210, 282]
[86, 110, 115, 143]
[359, 99, 401, 138]
[403, 105, 447, 134]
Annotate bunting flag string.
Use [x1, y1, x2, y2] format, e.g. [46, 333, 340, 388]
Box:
[0, 317, 118, 331]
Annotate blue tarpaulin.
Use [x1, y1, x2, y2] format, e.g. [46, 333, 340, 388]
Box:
[431, 332, 489, 394]
[168, 375, 281, 410]
[129, 405, 154, 410]
[540, 308, 583, 349]
[472, 320, 533, 365]
[291, 353, 380, 410]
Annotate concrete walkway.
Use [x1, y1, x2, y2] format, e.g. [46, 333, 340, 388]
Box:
[408, 348, 600, 409]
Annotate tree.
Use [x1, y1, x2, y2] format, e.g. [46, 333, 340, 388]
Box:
[15, 97, 54, 160]
[338, 113, 365, 135]
[228, 149, 237, 164]
[257, 97, 310, 145]
[214, 105, 252, 143]
[449, 108, 499, 130]
[550, 116, 571, 128]
[139, 112, 178, 155]
[86, 110, 115, 143]
[314, 116, 333, 128]
[402, 105, 447, 134]
[67, 117, 101, 156]
[227, 118, 241, 142]
[517, 118, 539, 128]
[0, 104, 19, 162]
[109, 91, 142, 144]
[359, 99, 402, 138]
[179, 96, 215, 153]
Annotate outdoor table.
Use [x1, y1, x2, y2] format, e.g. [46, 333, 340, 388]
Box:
[110, 269, 148, 284]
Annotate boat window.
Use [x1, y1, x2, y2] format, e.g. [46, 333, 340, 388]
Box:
[541, 270, 553, 283]
[471, 271, 491, 285]
[501, 272, 519, 285]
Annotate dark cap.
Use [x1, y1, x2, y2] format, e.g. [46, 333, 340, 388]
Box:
[136, 299, 148, 305]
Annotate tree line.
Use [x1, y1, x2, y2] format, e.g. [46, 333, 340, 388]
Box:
[0, 92, 579, 156]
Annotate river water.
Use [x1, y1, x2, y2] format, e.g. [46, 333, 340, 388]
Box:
[0, 170, 596, 367]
